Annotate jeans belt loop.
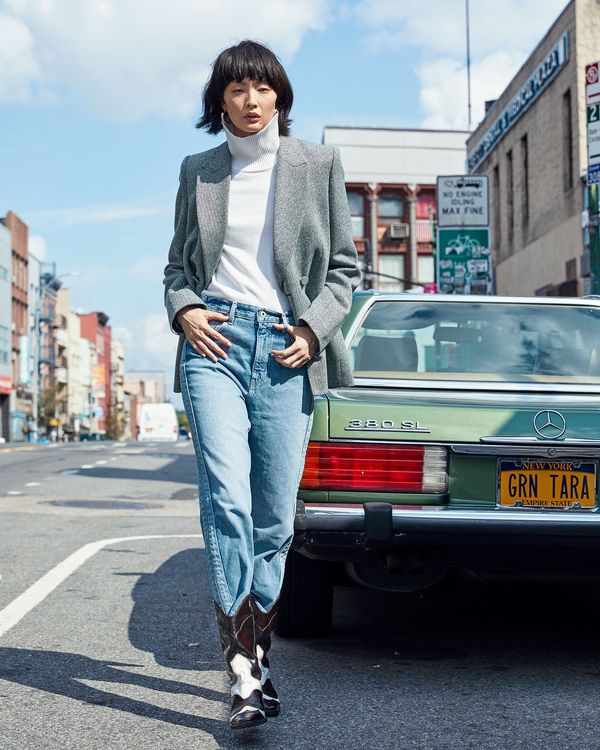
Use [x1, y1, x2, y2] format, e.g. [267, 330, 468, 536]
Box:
[281, 310, 289, 330]
[228, 301, 237, 325]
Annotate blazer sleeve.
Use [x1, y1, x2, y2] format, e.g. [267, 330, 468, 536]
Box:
[297, 146, 362, 352]
[163, 155, 207, 335]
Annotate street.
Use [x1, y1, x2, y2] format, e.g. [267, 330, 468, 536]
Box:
[1, 440, 600, 750]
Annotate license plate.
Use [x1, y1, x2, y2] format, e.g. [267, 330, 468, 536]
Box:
[498, 459, 597, 509]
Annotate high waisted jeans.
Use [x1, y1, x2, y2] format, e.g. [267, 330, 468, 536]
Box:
[180, 294, 314, 616]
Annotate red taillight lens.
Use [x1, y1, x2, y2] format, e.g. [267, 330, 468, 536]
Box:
[300, 442, 447, 493]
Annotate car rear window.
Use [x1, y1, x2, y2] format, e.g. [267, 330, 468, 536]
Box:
[349, 300, 600, 384]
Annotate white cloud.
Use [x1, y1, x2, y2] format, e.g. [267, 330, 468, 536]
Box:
[353, 0, 569, 129]
[112, 325, 134, 350]
[30, 203, 162, 226]
[0, 13, 43, 102]
[0, 0, 331, 119]
[28, 234, 47, 261]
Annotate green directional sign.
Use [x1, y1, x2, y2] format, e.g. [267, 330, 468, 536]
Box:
[437, 228, 493, 294]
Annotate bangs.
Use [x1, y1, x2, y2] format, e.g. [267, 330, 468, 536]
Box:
[215, 44, 279, 88]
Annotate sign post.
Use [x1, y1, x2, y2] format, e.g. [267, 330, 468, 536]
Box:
[586, 61, 600, 293]
[436, 175, 491, 294]
[436, 175, 489, 227]
[437, 228, 492, 295]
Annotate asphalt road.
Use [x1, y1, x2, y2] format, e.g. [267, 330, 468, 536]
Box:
[1, 440, 600, 749]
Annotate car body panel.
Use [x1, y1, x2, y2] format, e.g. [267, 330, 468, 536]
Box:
[295, 292, 600, 578]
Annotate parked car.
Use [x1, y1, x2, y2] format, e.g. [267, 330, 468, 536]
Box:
[138, 403, 179, 442]
[79, 432, 105, 441]
[277, 291, 600, 637]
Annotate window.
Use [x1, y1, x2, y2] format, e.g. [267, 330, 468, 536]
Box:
[347, 191, 365, 238]
[379, 254, 405, 289]
[378, 192, 404, 221]
[493, 165, 501, 250]
[418, 255, 434, 284]
[521, 134, 529, 226]
[506, 149, 514, 243]
[563, 88, 574, 191]
[349, 300, 600, 383]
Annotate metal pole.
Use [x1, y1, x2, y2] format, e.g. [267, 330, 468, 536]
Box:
[466, 0, 472, 128]
[367, 185, 379, 290]
[408, 193, 418, 289]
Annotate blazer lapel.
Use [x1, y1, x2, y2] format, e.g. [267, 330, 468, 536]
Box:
[195, 142, 231, 286]
[273, 137, 308, 283]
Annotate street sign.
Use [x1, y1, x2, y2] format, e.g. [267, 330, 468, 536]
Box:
[436, 175, 489, 227]
[586, 62, 600, 105]
[588, 104, 600, 165]
[437, 228, 492, 295]
[587, 164, 600, 185]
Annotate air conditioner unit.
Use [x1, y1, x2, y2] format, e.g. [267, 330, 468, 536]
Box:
[387, 223, 409, 240]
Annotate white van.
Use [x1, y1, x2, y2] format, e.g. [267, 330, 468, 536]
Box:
[138, 402, 179, 442]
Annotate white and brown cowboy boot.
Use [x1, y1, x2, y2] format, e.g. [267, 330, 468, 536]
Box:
[252, 597, 281, 717]
[214, 595, 267, 729]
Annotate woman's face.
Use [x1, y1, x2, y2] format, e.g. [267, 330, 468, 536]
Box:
[222, 78, 277, 137]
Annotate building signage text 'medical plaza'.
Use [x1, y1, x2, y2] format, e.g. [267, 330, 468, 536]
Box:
[467, 32, 569, 172]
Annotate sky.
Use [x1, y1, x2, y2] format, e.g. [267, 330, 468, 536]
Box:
[0, 0, 568, 405]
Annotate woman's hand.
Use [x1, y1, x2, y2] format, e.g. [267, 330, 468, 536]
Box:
[177, 305, 232, 362]
[271, 323, 318, 367]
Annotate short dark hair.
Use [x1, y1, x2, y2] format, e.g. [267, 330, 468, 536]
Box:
[196, 40, 293, 136]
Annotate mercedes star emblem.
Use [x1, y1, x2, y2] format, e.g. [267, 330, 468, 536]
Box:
[533, 410, 566, 440]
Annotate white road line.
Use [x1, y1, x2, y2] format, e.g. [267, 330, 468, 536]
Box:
[0, 534, 202, 639]
[80, 464, 94, 469]
[7, 491, 23, 495]
[24, 482, 41, 487]
[95, 460, 108, 465]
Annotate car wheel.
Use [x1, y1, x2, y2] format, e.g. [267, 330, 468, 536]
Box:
[274, 550, 333, 638]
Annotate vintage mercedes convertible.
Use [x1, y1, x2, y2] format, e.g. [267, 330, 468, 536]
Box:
[276, 291, 600, 637]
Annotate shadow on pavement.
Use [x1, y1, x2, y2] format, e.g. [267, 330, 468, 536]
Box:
[5, 552, 600, 748]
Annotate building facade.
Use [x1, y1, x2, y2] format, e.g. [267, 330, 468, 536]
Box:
[323, 127, 469, 290]
[0, 222, 11, 441]
[55, 287, 97, 438]
[466, 0, 600, 296]
[79, 311, 112, 435]
[110, 338, 126, 439]
[3, 211, 32, 440]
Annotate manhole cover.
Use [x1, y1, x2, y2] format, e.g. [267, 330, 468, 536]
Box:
[43, 500, 161, 510]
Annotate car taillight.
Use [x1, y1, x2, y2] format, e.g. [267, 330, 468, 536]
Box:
[300, 442, 447, 493]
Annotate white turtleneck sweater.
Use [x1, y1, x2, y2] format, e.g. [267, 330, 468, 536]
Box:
[204, 111, 290, 313]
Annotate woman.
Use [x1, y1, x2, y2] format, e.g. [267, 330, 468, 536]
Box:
[163, 39, 361, 730]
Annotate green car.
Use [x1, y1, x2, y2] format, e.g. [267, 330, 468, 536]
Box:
[276, 291, 600, 637]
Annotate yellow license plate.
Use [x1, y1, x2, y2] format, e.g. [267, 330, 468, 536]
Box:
[498, 459, 597, 509]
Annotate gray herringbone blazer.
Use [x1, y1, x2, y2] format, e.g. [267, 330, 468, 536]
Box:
[163, 135, 362, 395]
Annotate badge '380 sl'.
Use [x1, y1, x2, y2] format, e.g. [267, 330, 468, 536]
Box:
[345, 418, 430, 433]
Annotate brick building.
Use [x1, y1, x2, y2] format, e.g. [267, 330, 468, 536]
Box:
[2, 211, 32, 438]
[0, 221, 11, 440]
[466, 0, 600, 296]
[323, 127, 469, 290]
[79, 311, 112, 434]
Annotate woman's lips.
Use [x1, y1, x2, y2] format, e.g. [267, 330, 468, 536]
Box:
[245, 114, 260, 121]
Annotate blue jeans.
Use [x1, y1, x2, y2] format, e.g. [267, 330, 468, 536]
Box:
[180, 294, 314, 616]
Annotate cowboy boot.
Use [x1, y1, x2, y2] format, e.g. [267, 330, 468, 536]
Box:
[252, 597, 281, 717]
[214, 594, 267, 729]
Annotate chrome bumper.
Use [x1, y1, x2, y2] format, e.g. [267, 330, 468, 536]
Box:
[301, 503, 600, 538]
